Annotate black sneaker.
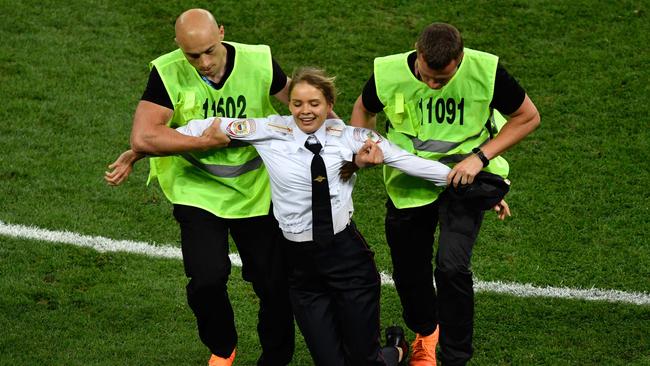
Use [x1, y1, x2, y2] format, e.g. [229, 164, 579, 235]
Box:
[385, 325, 409, 365]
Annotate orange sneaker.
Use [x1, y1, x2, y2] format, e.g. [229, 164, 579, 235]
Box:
[409, 326, 438, 366]
[208, 348, 236, 366]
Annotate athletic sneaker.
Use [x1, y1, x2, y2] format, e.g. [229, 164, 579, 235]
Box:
[385, 325, 409, 365]
[409, 326, 438, 366]
[208, 348, 236, 366]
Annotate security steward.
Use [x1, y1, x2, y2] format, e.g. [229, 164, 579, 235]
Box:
[107, 9, 294, 366]
[350, 23, 540, 366]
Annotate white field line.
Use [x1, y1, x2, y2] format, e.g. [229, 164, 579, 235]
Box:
[1, 220, 648, 306]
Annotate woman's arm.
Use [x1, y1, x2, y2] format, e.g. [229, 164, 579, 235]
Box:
[177, 116, 278, 143]
[344, 127, 451, 186]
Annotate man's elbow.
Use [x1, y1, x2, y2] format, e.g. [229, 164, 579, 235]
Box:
[130, 134, 153, 155]
[528, 107, 541, 132]
[350, 96, 375, 128]
[522, 95, 541, 131]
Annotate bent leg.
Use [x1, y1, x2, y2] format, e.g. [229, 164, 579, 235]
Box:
[435, 194, 483, 365]
[385, 199, 439, 336]
[332, 226, 384, 365]
[230, 212, 295, 365]
[173, 204, 235, 358]
[284, 240, 346, 366]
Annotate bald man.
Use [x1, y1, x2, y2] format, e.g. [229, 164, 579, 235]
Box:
[109, 9, 294, 366]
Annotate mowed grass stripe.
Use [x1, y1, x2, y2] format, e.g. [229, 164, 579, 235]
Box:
[2, 220, 648, 306]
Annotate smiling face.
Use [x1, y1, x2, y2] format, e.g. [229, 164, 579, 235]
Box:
[289, 81, 333, 134]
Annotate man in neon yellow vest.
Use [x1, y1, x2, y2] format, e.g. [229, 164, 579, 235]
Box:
[106, 9, 294, 366]
[350, 23, 540, 366]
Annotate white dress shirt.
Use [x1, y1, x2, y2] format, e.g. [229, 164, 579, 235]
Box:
[177, 115, 451, 242]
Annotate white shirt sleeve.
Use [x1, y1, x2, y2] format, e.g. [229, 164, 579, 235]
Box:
[176, 116, 280, 142]
[344, 127, 451, 186]
[175, 118, 215, 137]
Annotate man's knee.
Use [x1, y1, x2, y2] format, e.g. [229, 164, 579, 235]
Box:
[434, 263, 473, 297]
[434, 264, 472, 288]
[186, 269, 230, 296]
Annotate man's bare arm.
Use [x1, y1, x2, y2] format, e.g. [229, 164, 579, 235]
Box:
[350, 95, 377, 129]
[130, 100, 230, 155]
[447, 94, 540, 187]
[480, 94, 540, 160]
[272, 78, 291, 106]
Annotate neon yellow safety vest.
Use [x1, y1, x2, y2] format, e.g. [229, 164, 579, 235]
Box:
[375, 48, 509, 209]
[148, 42, 277, 218]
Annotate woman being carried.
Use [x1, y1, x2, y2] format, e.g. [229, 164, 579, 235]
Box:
[178, 67, 454, 366]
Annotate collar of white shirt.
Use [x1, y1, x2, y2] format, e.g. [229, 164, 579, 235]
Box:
[291, 120, 329, 153]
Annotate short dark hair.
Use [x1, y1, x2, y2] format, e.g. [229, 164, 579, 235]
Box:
[416, 23, 464, 70]
[289, 67, 337, 105]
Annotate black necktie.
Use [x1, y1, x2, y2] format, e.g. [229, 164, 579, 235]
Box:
[305, 137, 334, 244]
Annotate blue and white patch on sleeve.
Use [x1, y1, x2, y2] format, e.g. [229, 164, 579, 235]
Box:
[225, 119, 256, 137]
[353, 128, 383, 143]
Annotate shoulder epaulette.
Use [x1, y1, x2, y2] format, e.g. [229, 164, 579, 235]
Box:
[266, 116, 293, 135]
[325, 119, 345, 137]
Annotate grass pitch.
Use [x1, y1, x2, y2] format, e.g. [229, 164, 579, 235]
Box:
[1, 1, 648, 364]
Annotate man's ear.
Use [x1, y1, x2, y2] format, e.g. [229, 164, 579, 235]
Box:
[218, 25, 225, 41]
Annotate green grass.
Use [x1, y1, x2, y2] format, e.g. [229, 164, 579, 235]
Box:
[1, 0, 649, 365]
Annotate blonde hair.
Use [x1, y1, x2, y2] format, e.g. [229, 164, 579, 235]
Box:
[288, 67, 337, 105]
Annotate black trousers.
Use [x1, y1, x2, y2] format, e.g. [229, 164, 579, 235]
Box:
[385, 192, 484, 366]
[284, 223, 398, 366]
[173, 204, 294, 365]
